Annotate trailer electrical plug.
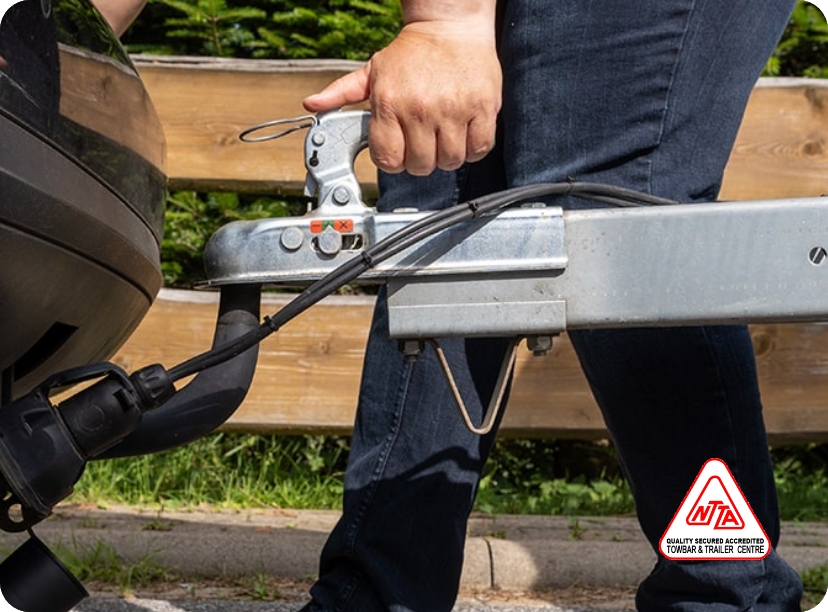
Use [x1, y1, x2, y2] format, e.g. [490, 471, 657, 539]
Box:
[0, 361, 174, 533]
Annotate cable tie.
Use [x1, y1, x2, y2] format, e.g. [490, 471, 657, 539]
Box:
[263, 315, 279, 331]
[565, 176, 577, 195]
[467, 199, 480, 217]
[361, 251, 376, 268]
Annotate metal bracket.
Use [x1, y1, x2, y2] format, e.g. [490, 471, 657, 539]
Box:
[428, 337, 520, 436]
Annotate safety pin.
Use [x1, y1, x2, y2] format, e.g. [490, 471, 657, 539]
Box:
[239, 115, 317, 143]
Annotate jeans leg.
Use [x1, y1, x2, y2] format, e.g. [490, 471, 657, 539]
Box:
[571, 327, 802, 611]
[309, 297, 513, 612]
[307, 0, 803, 610]
[308, 164, 512, 612]
[498, 0, 801, 610]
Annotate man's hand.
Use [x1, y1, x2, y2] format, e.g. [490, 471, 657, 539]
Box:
[303, 5, 501, 176]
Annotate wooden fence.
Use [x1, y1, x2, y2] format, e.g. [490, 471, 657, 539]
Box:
[115, 57, 828, 443]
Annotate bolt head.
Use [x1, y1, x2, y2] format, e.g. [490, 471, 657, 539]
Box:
[332, 186, 351, 205]
[317, 228, 343, 256]
[280, 226, 304, 251]
[526, 335, 554, 356]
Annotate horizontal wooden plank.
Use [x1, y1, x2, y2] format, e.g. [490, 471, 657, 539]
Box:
[110, 290, 828, 444]
[720, 78, 828, 200]
[132, 55, 828, 201]
[133, 57, 375, 194]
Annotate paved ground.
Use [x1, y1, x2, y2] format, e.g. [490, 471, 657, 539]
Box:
[73, 598, 632, 612]
[1, 504, 825, 611]
[74, 596, 637, 612]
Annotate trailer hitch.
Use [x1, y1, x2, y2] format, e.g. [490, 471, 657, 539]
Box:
[3, 109, 828, 609]
[4, 108, 828, 536]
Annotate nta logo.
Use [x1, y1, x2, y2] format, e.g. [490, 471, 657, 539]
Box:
[685, 477, 744, 529]
[660, 458, 769, 561]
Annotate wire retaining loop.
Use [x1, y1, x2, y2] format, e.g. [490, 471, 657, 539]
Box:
[239, 115, 317, 143]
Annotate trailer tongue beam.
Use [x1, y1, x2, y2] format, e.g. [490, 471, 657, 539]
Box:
[210, 110, 828, 340]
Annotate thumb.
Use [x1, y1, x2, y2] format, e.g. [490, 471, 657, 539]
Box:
[303, 63, 371, 112]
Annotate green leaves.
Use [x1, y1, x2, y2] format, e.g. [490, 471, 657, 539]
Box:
[161, 191, 294, 286]
[801, 565, 828, 609]
[265, 1, 401, 60]
[765, 0, 828, 78]
[123, 0, 401, 59]
[161, 0, 265, 56]
[149, 0, 266, 56]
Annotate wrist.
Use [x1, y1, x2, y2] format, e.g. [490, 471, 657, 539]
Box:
[402, 1, 497, 36]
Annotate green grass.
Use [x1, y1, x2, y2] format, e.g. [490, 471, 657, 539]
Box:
[771, 445, 828, 522]
[53, 537, 173, 594]
[801, 565, 828, 609]
[475, 472, 635, 516]
[74, 434, 347, 510]
[71, 434, 828, 523]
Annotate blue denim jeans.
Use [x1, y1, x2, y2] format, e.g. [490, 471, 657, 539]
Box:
[305, 0, 803, 610]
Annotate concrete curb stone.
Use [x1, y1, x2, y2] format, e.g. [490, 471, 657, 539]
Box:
[1, 505, 826, 594]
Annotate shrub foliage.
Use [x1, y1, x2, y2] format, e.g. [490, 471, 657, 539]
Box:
[122, 0, 401, 59]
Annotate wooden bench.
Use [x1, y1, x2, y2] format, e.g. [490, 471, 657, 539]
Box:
[118, 57, 828, 443]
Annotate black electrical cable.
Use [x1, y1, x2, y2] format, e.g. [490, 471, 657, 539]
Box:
[167, 180, 677, 381]
[167, 182, 564, 380]
[570, 181, 677, 207]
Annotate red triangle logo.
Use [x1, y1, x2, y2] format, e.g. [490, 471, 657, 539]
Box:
[659, 458, 770, 560]
[685, 475, 744, 529]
